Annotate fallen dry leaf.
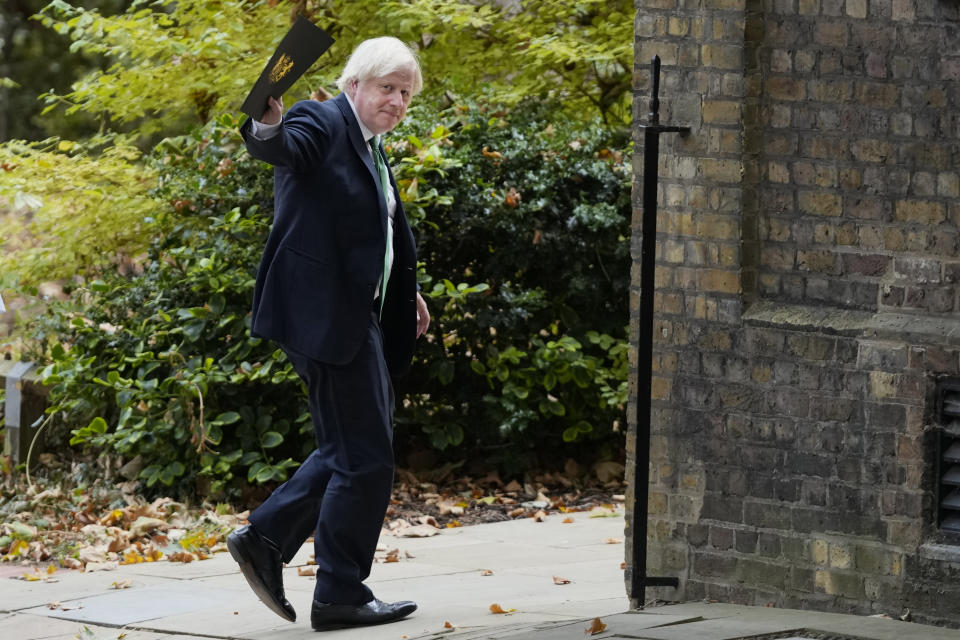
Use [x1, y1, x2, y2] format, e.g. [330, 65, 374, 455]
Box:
[444, 621, 454, 628]
[417, 515, 440, 528]
[585, 617, 607, 635]
[99, 508, 126, 527]
[480, 569, 494, 576]
[605, 537, 623, 544]
[533, 510, 547, 522]
[489, 603, 515, 614]
[562, 517, 574, 523]
[384, 548, 400, 563]
[446, 520, 462, 528]
[121, 549, 143, 565]
[437, 500, 465, 516]
[297, 566, 316, 576]
[388, 518, 411, 531]
[394, 524, 440, 538]
[111, 579, 133, 589]
[78, 545, 108, 564]
[620, 561, 626, 570]
[553, 575, 571, 585]
[167, 551, 196, 563]
[129, 516, 168, 538]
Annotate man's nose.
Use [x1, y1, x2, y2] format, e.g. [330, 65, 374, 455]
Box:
[389, 91, 403, 108]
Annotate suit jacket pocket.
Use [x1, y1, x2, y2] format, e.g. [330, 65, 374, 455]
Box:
[282, 244, 330, 267]
[256, 246, 345, 361]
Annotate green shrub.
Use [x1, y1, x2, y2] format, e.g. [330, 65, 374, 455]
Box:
[25, 115, 308, 499]
[21, 98, 630, 497]
[391, 99, 631, 473]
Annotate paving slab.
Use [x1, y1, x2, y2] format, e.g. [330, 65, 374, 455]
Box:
[20, 582, 249, 626]
[1, 571, 188, 612]
[444, 512, 626, 547]
[0, 612, 110, 640]
[121, 553, 238, 580]
[378, 530, 490, 552]
[558, 604, 960, 640]
[131, 602, 297, 638]
[429, 609, 700, 640]
[396, 541, 618, 575]
[4, 514, 960, 640]
[0, 612, 197, 640]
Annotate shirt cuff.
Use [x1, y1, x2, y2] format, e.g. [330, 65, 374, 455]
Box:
[250, 118, 282, 140]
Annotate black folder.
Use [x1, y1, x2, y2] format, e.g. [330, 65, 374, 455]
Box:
[240, 16, 335, 119]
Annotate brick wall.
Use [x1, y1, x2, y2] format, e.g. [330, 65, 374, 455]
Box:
[627, 0, 960, 627]
[747, 0, 960, 313]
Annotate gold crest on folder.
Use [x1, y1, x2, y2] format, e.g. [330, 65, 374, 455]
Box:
[240, 16, 335, 119]
[269, 54, 295, 83]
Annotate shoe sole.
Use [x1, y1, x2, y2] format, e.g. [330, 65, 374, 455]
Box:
[227, 534, 296, 622]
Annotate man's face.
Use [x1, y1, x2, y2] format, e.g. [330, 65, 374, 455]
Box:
[347, 69, 415, 135]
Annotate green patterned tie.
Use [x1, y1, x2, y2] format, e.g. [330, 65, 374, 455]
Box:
[370, 136, 393, 319]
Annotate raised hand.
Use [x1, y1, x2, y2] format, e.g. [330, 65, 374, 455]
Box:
[260, 96, 283, 125]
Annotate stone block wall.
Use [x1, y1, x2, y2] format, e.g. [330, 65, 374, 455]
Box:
[627, 0, 960, 627]
[745, 0, 960, 313]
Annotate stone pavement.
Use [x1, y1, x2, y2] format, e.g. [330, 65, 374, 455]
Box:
[1, 508, 958, 640]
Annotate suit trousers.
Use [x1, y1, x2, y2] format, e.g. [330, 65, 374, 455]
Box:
[248, 312, 395, 605]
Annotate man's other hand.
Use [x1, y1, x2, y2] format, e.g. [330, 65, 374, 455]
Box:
[260, 96, 283, 125]
[415, 292, 430, 338]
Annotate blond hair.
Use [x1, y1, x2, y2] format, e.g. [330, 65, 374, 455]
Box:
[335, 37, 423, 96]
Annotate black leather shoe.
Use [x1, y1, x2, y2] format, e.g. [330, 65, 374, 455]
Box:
[310, 598, 417, 630]
[227, 525, 296, 622]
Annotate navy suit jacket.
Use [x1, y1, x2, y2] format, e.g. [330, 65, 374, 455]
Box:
[240, 93, 418, 376]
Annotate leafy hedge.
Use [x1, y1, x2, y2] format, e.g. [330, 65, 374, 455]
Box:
[393, 101, 631, 475]
[21, 99, 631, 499]
[25, 115, 308, 498]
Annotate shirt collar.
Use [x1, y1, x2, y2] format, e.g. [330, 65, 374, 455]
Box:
[344, 92, 375, 144]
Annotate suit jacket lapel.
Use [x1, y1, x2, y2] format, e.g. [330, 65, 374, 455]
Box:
[333, 94, 389, 235]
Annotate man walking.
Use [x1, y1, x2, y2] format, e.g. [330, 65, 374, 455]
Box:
[227, 36, 430, 630]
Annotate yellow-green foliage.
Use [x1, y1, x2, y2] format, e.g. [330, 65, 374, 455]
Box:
[35, 0, 291, 133]
[1, 0, 633, 288]
[376, 0, 634, 125]
[0, 137, 159, 285]
[35, 0, 633, 130]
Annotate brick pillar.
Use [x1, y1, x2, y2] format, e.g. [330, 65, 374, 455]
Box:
[627, 0, 748, 605]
